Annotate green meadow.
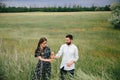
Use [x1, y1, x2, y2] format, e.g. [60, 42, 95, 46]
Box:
[0, 12, 120, 80]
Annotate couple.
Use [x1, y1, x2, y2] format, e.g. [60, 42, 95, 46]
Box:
[32, 34, 79, 80]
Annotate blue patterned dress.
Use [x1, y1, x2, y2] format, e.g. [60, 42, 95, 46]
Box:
[32, 46, 51, 80]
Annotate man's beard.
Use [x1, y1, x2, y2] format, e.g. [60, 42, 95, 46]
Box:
[66, 42, 71, 45]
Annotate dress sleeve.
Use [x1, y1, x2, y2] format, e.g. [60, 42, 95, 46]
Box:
[45, 47, 51, 57]
[34, 47, 41, 57]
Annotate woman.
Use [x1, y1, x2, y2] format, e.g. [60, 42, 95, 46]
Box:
[32, 37, 54, 80]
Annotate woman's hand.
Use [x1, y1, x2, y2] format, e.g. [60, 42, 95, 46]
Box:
[50, 51, 55, 59]
[47, 59, 54, 63]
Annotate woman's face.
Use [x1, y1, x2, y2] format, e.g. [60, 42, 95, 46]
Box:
[41, 41, 47, 48]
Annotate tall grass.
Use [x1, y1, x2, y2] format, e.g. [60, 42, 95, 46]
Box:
[0, 12, 120, 80]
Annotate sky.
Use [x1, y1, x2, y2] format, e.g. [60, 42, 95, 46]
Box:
[0, 0, 120, 7]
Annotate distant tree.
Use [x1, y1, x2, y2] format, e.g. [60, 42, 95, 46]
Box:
[91, 4, 96, 11]
[109, 2, 120, 29]
[0, 2, 6, 12]
[0, 3, 112, 13]
[104, 5, 110, 11]
[95, 7, 101, 11]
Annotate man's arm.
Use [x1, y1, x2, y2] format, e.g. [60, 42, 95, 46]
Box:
[73, 46, 79, 62]
[55, 45, 63, 58]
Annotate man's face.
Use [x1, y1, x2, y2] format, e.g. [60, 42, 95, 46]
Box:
[65, 38, 72, 45]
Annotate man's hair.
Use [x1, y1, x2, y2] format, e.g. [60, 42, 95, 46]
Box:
[66, 34, 73, 40]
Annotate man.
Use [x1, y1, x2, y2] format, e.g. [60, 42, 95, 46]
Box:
[55, 34, 79, 80]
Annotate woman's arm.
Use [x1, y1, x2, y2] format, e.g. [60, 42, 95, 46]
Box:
[37, 56, 53, 62]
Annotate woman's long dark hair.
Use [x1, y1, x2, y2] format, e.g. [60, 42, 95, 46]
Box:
[37, 37, 47, 48]
[35, 37, 47, 54]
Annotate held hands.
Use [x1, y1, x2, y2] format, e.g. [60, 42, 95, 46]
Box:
[48, 51, 60, 62]
[43, 51, 55, 63]
[50, 51, 56, 59]
[48, 51, 55, 63]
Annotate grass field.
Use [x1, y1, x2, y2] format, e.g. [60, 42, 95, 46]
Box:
[0, 11, 120, 80]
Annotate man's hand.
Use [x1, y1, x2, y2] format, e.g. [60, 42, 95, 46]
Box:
[67, 60, 74, 67]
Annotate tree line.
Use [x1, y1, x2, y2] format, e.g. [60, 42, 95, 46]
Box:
[0, 3, 110, 12]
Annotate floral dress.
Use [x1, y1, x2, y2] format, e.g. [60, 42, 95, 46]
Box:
[32, 46, 51, 80]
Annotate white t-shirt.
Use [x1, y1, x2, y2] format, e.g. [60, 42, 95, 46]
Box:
[56, 43, 79, 70]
